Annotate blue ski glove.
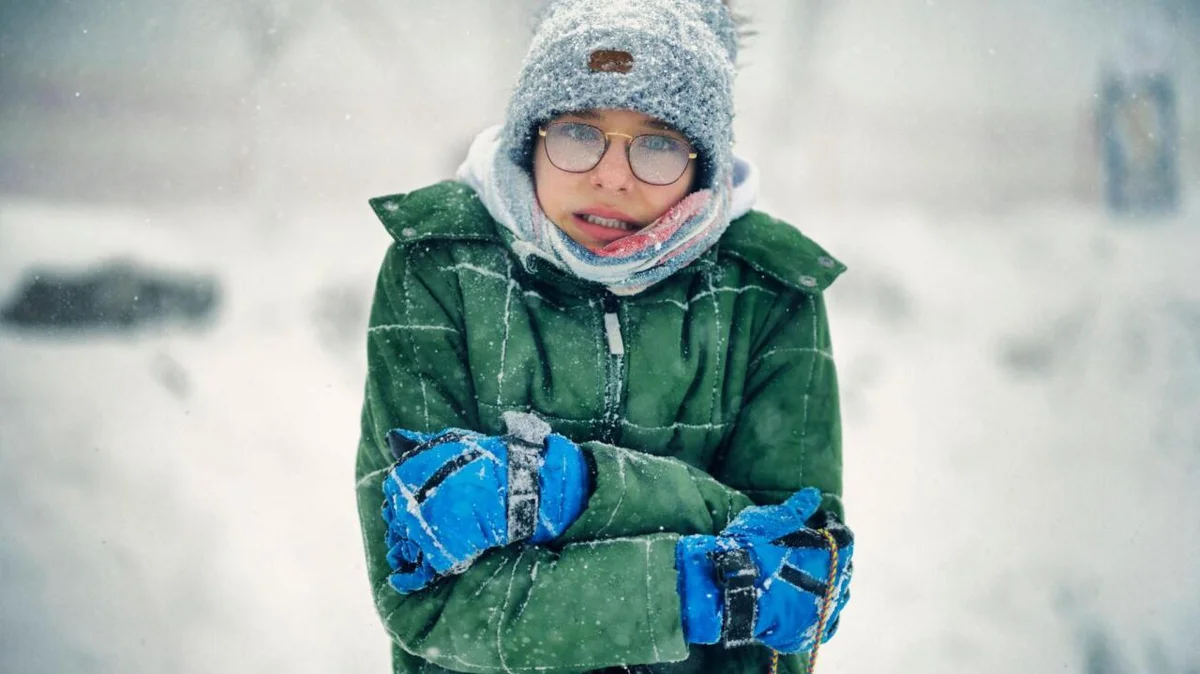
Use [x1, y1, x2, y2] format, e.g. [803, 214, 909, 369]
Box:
[380, 487, 440, 594]
[676, 488, 854, 654]
[380, 412, 590, 594]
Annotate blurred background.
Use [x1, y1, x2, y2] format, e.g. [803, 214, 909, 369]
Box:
[1, 1, 1198, 672]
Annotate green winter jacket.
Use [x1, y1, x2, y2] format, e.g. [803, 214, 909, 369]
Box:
[355, 181, 846, 674]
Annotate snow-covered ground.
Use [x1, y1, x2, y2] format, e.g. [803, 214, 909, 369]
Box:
[2, 193, 1197, 674]
[2, 1, 1199, 673]
[0, 200, 394, 672]
[819, 200, 1200, 674]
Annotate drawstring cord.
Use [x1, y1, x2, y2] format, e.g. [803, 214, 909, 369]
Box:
[768, 529, 840, 674]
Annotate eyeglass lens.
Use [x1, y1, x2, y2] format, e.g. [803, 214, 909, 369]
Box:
[543, 122, 692, 186]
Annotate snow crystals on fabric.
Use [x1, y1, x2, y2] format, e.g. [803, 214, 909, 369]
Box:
[502, 410, 553, 446]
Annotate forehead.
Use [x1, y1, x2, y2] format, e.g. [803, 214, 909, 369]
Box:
[553, 108, 682, 135]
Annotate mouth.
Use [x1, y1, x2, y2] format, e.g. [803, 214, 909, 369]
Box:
[576, 212, 638, 231]
[566, 207, 647, 250]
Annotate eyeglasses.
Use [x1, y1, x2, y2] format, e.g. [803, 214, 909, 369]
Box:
[538, 121, 698, 186]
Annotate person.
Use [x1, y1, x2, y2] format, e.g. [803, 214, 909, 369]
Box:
[354, 1, 854, 672]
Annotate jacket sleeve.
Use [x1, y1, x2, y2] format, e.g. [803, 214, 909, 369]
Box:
[355, 241, 754, 672]
[711, 288, 844, 519]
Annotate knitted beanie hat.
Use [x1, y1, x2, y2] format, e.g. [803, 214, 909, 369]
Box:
[500, 0, 738, 190]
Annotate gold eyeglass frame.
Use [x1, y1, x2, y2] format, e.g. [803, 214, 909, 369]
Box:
[538, 122, 698, 185]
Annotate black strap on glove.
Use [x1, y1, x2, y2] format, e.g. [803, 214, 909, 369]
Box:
[502, 411, 552, 542]
[382, 412, 552, 544]
[771, 510, 854, 597]
[771, 510, 855, 549]
[387, 429, 473, 463]
[710, 546, 758, 648]
[505, 436, 543, 542]
[387, 430, 484, 504]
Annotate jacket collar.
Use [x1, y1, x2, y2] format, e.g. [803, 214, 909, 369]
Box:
[370, 181, 845, 299]
[720, 211, 846, 294]
[370, 182, 500, 245]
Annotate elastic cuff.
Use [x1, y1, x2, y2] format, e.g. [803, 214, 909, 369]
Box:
[675, 535, 722, 645]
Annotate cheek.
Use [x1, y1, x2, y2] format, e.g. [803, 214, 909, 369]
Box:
[649, 178, 695, 217]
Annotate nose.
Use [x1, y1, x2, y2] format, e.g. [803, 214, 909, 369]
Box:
[590, 135, 635, 192]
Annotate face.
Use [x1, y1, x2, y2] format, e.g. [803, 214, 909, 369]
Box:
[533, 108, 698, 252]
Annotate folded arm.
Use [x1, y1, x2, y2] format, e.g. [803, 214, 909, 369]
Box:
[356, 241, 757, 671]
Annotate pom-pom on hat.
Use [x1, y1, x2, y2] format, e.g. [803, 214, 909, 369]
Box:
[501, 0, 738, 190]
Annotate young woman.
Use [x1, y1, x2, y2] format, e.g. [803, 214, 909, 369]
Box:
[355, 2, 854, 672]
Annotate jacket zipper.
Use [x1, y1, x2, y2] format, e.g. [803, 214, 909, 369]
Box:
[600, 293, 625, 444]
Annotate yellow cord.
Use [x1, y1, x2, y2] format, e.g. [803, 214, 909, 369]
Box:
[768, 529, 840, 674]
[808, 530, 840, 673]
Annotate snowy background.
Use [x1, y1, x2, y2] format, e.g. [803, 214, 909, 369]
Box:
[1, 1, 1198, 672]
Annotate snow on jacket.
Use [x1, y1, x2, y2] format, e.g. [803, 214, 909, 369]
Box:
[355, 180, 846, 674]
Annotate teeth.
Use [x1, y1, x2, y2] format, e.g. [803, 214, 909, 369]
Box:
[581, 214, 635, 231]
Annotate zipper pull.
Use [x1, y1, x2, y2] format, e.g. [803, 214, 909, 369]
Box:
[602, 294, 625, 356]
[604, 312, 625, 355]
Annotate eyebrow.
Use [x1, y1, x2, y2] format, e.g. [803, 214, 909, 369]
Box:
[562, 110, 684, 136]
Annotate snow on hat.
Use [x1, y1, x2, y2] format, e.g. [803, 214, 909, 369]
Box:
[501, 0, 738, 190]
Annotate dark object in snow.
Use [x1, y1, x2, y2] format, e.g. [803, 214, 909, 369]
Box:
[1098, 71, 1179, 216]
[0, 259, 219, 331]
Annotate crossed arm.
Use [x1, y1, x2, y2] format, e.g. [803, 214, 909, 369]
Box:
[354, 242, 843, 672]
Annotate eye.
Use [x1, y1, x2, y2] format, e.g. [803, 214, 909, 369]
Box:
[639, 134, 685, 153]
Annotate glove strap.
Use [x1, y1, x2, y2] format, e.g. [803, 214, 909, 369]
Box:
[711, 545, 758, 648]
[387, 429, 473, 464]
[502, 411, 552, 542]
[506, 436, 543, 542]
